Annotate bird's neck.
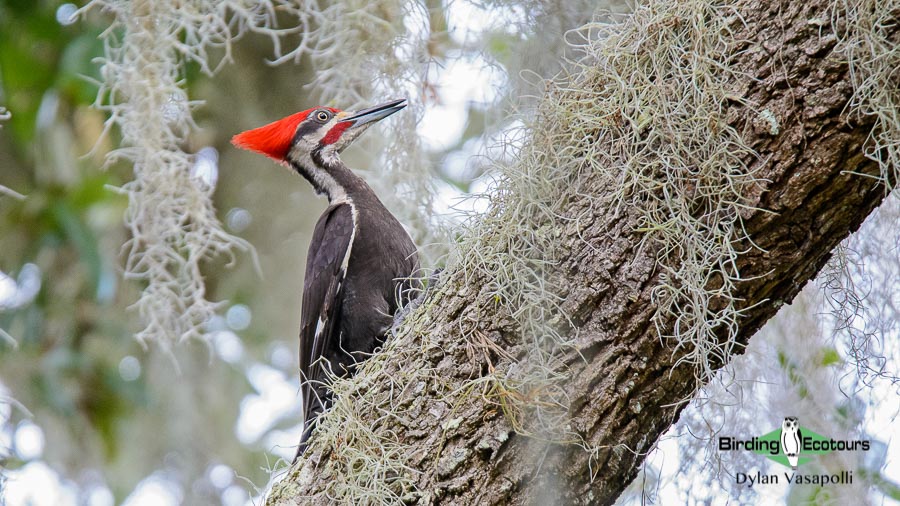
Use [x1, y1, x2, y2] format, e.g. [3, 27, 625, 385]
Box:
[291, 149, 373, 205]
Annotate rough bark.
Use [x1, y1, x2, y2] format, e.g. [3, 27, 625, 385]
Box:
[269, 0, 897, 504]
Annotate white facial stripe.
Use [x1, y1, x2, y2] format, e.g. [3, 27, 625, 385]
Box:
[341, 205, 358, 274]
[287, 148, 349, 204]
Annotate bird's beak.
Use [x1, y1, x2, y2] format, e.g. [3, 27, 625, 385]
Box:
[340, 98, 407, 127]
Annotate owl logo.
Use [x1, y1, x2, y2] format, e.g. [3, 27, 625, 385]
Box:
[781, 416, 802, 469]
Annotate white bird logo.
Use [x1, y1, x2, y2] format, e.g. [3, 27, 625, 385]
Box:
[781, 416, 802, 469]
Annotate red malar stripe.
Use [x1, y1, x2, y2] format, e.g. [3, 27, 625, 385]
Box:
[321, 121, 353, 145]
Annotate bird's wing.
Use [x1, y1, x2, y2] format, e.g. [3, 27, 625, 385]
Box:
[299, 203, 354, 425]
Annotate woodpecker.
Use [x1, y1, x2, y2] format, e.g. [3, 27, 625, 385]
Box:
[232, 99, 420, 460]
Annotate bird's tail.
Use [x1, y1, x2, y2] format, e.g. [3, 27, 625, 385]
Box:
[293, 384, 330, 463]
[293, 419, 318, 463]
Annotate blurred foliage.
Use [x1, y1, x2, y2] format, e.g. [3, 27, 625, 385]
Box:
[0, 0, 290, 502]
[0, 0, 101, 149]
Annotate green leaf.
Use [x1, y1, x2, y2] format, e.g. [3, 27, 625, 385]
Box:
[49, 198, 102, 294]
[56, 32, 105, 104]
[821, 347, 841, 366]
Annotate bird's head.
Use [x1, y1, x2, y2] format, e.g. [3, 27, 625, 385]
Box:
[231, 98, 407, 165]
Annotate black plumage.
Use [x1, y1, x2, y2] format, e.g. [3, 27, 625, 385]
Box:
[295, 191, 419, 458]
[232, 99, 419, 460]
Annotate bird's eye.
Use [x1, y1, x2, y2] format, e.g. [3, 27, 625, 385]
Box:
[316, 111, 330, 122]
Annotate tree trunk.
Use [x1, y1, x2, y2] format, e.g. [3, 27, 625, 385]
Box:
[268, 0, 896, 503]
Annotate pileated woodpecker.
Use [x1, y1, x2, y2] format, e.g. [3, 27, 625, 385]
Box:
[232, 99, 420, 460]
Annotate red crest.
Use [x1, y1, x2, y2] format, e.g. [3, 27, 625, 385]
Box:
[231, 107, 340, 161]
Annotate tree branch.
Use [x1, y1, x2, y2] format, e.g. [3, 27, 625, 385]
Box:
[269, 0, 897, 503]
